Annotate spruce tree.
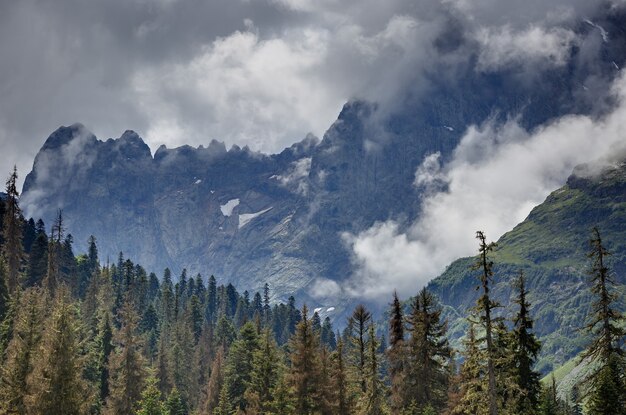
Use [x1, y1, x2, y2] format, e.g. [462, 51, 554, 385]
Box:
[330, 338, 353, 415]
[165, 387, 188, 415]
[358, 324, 388, 415]
[223, 321, 260, 412]
[104, 300, 146, 415]
[406, 288, 451, 412]
[289, 304, 323, 415]
[203, 346, 225, 414]
[583, 227, 625, 414]
[0, 288, 44, 414]
[452, 321, 488, 415]
[511, 273, 541, 414]
[249, 328, 281, 412]
[25, 220, 47, 287]
[348, 304, 372, 394]
[388, 291, 407, 414]
[26, 289, 86, 415]
[137, 373, 166, 415]
[473, 231, 499, 415]
[2, 167, 23, 293]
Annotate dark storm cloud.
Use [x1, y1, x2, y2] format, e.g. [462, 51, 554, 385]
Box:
[0, 0, 617, 190]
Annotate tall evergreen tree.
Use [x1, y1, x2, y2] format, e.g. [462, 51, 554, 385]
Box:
[473, 231, 499, 415]
[583, 228, 625, 414]
[330, 338, 353, 415]
[26, 289, 86, 415]
[249, 328, 282, 413]
[203, 346, 225, 414]
[348, 304, 372, 394]
[2, 167, 23, 293]
[406, 288, 451, 412]
[0, 288, 44, 414]
[104, 300, 146, 415]
[388, 291, 406, 414]
[44, 210, 65, 296]
[510, 273, 541, 414]
[223, 321, 260, 412]
[358, 324, 388, 415]
[289, 304, 323, 415]
[137, 373, 166, 415]
[25, 220, 47, 287]
[451, 321, 488, 415]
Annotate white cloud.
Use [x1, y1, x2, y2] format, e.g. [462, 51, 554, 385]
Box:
[342, 72, 626, 300]
[475, 25, 578, 72]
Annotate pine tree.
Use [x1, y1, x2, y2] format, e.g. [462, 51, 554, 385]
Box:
[137, 373, 166, 415]
[2, 167, 23, 293]
[329, 337, 353, 414]
[406, 288, 451, 412]
[0, 259, 9, 326]
[539, 376, 561, 415]
[583, 227, 625, 414]
[104, 300, 146, 415]
[358, 324, 388, 415]
[451, 321, 488, 415]
[510, 273, 541, 414]
[348, 304, 372, 395]
[289, 304, 323, 415]
[44, 210, 64, 296]
[203, 346, 225, 414]
[388, 291, 406, 414]
[26, 289, 86, 415]
[25, 220, 47, 287]
[0, 288, 44, 414]
[249, 328, 281, 412]
[165, 387, 188, 415]
[223, 321, 260, 412]
[473, 231, 499, 415]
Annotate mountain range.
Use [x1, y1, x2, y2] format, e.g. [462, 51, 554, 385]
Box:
[16, 6, 626, 371]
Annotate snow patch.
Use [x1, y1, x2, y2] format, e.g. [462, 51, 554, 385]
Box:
[326, 307, 335, 313]
[195, 179, 202, 184]
[313, 307, 323, 313]
[220, 198, 240, 216]
[238, 207, 272, 229]
[210, 190, 215, 194]
[443, 125, 454, 131]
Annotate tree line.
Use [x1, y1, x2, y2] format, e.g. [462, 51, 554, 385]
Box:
[0, 167, 624, 415]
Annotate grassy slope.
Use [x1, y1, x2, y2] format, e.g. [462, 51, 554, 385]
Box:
[428, 162, 626, 373]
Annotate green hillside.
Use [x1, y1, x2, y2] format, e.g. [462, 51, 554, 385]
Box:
[429, 161, 626, 373]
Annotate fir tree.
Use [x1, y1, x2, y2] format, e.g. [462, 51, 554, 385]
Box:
[329, 338, 353, 414]
[473, 231, 499, 415]
[224, 321, 260, 412]
[26, 289, 86, 415]
[452, 321, 488, 415]
[137, 373, 166, 415]
[583, 227, 625, 414]
[289, 304, 323, 415]
[0, 288, 44, 414]
[203, 346, 225, 414]
[406, 288, 451, 412]
[2, 166, 23, 293]
[249, 328, 281, 412]
[358, 324, 388, 415]
[165, 388, 188, 415]
[511, 273, 541, 414]
[348, 304, 372, 394]
[104, 300, 146, 415]
[388, 291, 406, 414]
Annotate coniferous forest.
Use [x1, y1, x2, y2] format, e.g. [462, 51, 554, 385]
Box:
[0, 164, 625, 415]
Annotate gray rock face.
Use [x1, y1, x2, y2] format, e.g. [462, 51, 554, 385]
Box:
[20, 8, 626, 314]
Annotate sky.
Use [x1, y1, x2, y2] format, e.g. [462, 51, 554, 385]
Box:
[0, 0, 609, 188]
[2, 0, 625, 299]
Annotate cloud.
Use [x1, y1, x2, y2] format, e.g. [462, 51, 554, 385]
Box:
[342, 71, 626, 301]
[475, 25, 578, 72]
[1, 0, 618, 189]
